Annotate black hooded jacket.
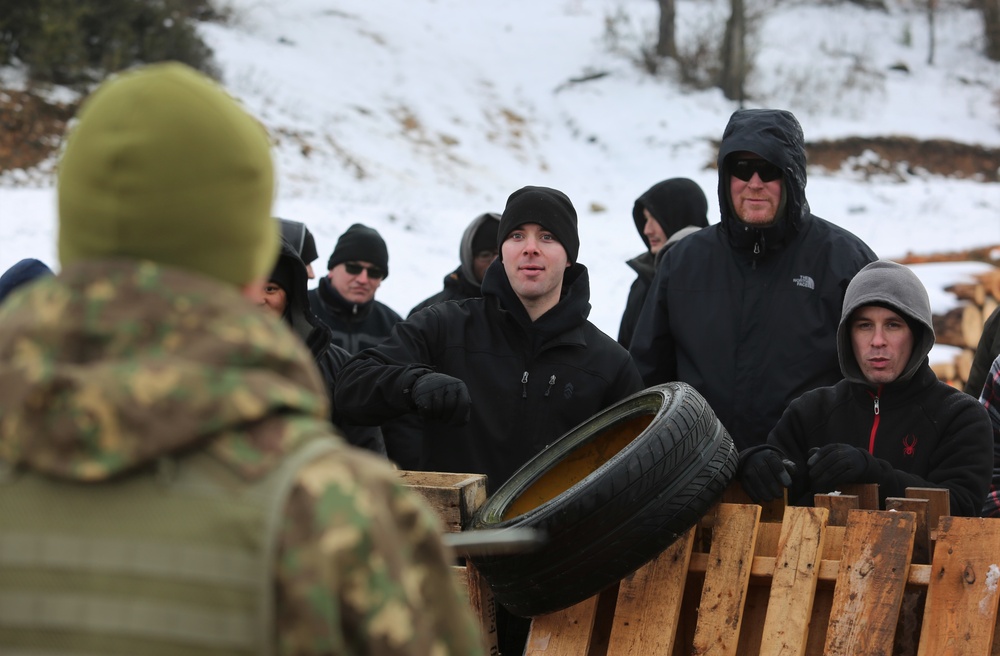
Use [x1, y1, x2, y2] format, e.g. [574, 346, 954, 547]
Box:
[629, 109, 877, 451]
[763, 261, 992, 516]
[334, 258, 643, 493]
[308, 277, 403, 354]
[272, 241, 386, 455]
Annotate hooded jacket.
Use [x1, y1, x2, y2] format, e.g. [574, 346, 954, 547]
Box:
[272, 239, 386, 456]
[308, 277, 403, 354]
[629, 109, 877, 451]
[765, 260, 992, 516]
[618, 178, 708, 349]
[408, 212, 500, 317]
[335, 258, 644, 493]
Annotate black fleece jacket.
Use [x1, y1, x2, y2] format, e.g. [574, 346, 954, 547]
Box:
[308, 277, 402, 354]
[629, 109, 876, 451]
[334, 259, 644, 492]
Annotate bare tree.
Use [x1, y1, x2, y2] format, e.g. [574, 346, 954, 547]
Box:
[656, 0, 678, 59]
[719, 0, 746, 103]
[984, 0, 1000, 60]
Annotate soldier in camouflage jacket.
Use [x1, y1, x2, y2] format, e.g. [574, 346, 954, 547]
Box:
[0, 62, 484, 656]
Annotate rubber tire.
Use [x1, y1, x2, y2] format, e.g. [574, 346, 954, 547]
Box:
[469, 382, 736, 618]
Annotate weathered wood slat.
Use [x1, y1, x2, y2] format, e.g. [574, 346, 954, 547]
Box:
[823, 509, 916, 655]
[759, 506, 829, 656]
[526, 592, 602, 655]
[605, 526, 696, 655]
[917, 516, 1000, 655]
[690, 503, 761, 655]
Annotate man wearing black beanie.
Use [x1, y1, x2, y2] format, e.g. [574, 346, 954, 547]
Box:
[307, 222, 403, 354]
[335, 185, 643, 656]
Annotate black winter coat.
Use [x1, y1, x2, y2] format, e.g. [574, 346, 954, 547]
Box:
[766, 365, 993, 516]
[408, 266, 480, 317]
[335, 259, 644, 493]
[629, 109, 876, 451]
[308, 277, 403, 354]
[617, 251, 655, 350]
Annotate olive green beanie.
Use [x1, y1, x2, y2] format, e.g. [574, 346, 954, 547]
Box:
[58, 62, 277, 287]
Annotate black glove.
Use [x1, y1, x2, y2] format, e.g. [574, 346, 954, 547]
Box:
[409, 372, 471, 425]
[739, 448, 796, 503]
[807, 443, 869, 492]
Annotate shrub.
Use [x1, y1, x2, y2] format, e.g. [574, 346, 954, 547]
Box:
[0, 0, 220, 87]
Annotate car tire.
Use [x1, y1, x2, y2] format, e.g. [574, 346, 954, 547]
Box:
[469, 382, 737, 618]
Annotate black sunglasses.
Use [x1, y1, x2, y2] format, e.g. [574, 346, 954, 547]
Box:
[343, 262, 386, 279]
[730, 159, 783, 183]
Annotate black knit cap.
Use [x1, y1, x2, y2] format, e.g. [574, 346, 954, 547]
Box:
[327, 223, 389, 278]
[497, 186, 579, 263]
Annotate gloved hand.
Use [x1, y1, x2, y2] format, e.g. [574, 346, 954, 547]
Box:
[807, 443, 869, 492]
[738, 448, 796, 503]
[409, 372, 471, 425]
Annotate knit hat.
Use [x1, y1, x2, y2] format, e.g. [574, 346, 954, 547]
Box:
[471, 214, 500, 254]
[0, 259, 54, 304]
[498, 186, 579, 263]
[58, 62, 277, 288]
[632, 178, 709, 249]
[326, 223, 389, 278]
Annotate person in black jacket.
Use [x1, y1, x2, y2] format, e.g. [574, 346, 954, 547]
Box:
[308, 222, 403, 354]
[629, 108, 877, 452]
[978, 353, 1000, 517]
[618, 178, 708, 349]
[738, 260, 992, 517]
[408, 211, 500, 317]
[262, 238, 387, 456]
[335, 185, 643, 656]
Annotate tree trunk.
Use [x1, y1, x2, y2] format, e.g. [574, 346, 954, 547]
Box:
[656, 0, 678, 59]
[984, 0, 1000, 60]
[719, 0, 746, 102]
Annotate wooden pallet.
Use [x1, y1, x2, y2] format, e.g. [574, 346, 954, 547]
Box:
[523, 484, 1000, 656]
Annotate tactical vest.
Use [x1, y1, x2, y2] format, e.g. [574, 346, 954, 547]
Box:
[0, 437, 338, 656]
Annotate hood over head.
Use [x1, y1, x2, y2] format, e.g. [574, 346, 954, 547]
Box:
[716, 108, 809, 251]
[632, 178, 709, 249]
[458, 212, 500, 286]
[278, 218, 318, 266]
[270, 237, 330, 349]
[837, 260, 935, 386]
[57, 62, 277, 288]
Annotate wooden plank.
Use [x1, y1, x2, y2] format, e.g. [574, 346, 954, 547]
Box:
[463, 562, 498, 655]
[886, 497, 930, 564]
[839, 483, 880, 510]
[399, 470, 488, 532]
[904, 487, 950, 531]
[759, 506, 829, 656]
[526, 594, 601, 656]
[814, 494, 859, 526]
[917, 516, 1000, 656]
[823, 509, 916, 656]
[606, 527, 696, 655]
[690, 503, 762, 655]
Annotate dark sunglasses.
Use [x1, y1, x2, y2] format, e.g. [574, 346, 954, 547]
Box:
[343, 262, 386, 279]
[729, 159, 783, 182]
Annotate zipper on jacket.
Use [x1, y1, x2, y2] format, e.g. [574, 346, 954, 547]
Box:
[521, 371, 529, 398]
[752, 232, 765, 270]
[544, 375, 556, 397]
[868, 385, 882, 454]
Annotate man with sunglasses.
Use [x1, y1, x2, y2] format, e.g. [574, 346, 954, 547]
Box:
[630, 108, 877, 454]
[308, 222, 404, 354]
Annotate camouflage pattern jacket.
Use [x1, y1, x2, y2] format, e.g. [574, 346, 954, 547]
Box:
[0, 260, 484, 656]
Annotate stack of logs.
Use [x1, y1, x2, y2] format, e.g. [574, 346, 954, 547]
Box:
[929, 265, 1000, 388]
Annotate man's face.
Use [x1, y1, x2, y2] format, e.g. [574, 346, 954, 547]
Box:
[328, 260, 384, 304]
[850, 305, 914, 385]
[642, 208, 668, 254]
[501, 223, 569, 314]
[472, 248, 498, 283]
[260, 281, 288, 318]
[728, 152, 783, 226]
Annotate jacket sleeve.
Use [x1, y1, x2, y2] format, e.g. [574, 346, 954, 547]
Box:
[628, 262, 678, 387]
[764, 399, 813, 505]
[333, 312, 439, 425]
[275, 448, 485, 656]
[980, 355, 1000, 517]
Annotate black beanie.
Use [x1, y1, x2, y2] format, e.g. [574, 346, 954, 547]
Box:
[327, 223, 389, 278]
[498, 186, 579, 263]
[268, 253, 297, 294]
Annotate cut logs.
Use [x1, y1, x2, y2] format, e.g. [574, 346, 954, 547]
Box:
[929, 263, 1000, 389]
